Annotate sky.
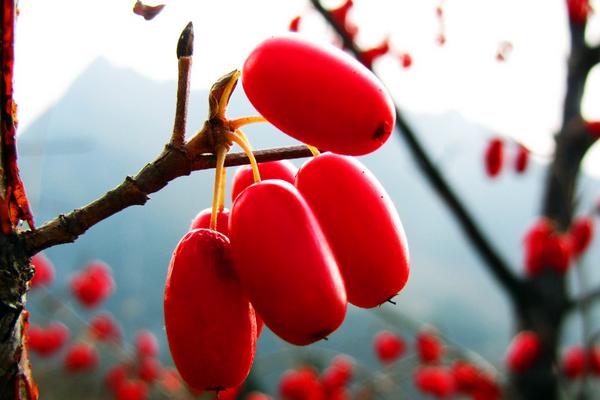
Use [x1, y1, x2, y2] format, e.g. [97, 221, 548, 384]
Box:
[11, 0, 600, 174]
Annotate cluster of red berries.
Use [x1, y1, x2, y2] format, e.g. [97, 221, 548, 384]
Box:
[561, 345, 600, 379]
[164, 35, 409, 393]
[523, 216, 594, 277]
[373, 329, 499, 399]
[288, 1, 413, 70]
[483, 137, 530, 178]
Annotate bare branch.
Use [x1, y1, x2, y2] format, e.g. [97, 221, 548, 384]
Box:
[171, 22, 194, 147]
[309, 0, 522, 298]
[20, 145, 313, 256]
[567, 286, 600, 312]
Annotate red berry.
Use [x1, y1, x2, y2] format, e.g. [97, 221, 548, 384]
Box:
[373, 331, 405, 364]
[414, 366, 455, 398]
[138, 357, 162, 383]
[70, 260, 114, 308]
[514, 144, 529, 174]
[289, 16, 301, 32]
[589, 347, 600, 376]
[360, 39, 390, 69]
[570, 216, 594, 257]
[399, 52, 413, 69]
[230, 180, 346, 345]
[562, 346, 586, 379]
[28, 322, 69, 357]
[159, 367, 183, 392]
[567, 0, 592, 24]
[231, 160, 297, 202]
[545, 234, 572, 274]
[451, 361, 479, 393]
[190, 208, 230, 236]
[135, 330, 159, 359]
[246, 392, 273, 400]
[279, 367, 324, 400]
[484, 138, 504, 178]
[242, 36, 395, 156]
[586, 121, 600, 138]
[105, 364, 129, 393]
[164, 229, 256, 391]
[296, 153, 409, 308]
[64, 343, 99, 372]
[89, 312, 122, 342]
[506, 331, 541, 373]
[320, 355, 354, 391]
[217, 385, 243, 400]
[417, 330, 443, 364]
[116, 379, 148, 400]
[523, 218, 553, 276]
[30, 253, 55, 288]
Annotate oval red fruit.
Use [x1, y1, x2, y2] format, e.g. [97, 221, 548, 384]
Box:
[230, 180, 346, 345]
[164, 229, 256, 391]
[414, 366, 456, 398]
[417, 330, 444, 364]
[242, 35, 395, 156]
[70, 260, 114, 308]
[28, 322, 69, 357]
[279, 367, 323, 400]
[30, 253, 55, 288]
[231, 160, 297, 202]
[514, 144, 529, 174]
[64, 343, 99, 372]
[321, 355, 354, 391]
[373, 331, 405, 364]
[562, 346, 586, 379]
[296, 153, 409, 308]
[116, 379, 148, 400]
[570, 216, 594, 257]
[89, 312, 122, 342]
[135, 330, 159, 359]
[190, 208, 230, 236]
[506, 331, 541, 373]
[484, 137, 504, 178]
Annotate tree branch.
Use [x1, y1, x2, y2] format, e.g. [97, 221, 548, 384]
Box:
[20, 145, 313, 256]
[309, 0, 522, 298]
[567, 286, 600, 312]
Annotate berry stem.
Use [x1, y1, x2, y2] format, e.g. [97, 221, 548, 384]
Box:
[306, 144, 320, 157]
[210, 145, 228, 231]
[226, 130, 261, 183]
[229, 116, 267, 130]
[218, 167, 226, 211]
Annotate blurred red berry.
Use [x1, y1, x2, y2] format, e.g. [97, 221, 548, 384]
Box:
[30, 253, 55, 288]
[417, 330, 443, 364]
[246, 392, 273, 400]
[70, 260, 114, 308]
[399, 52, 412, 69]
[330, 0, 358, 41]
[570, 216, 594, 257]
[116, 379, 148, 400]
[567, 0, 592, 24]
[218, 384, 243, 400]
[279, 367, 323, 400]
[105, 364, 129, 393]
[374, 330, 405, 364]
[506, 331, 541, 373]
[523, 218, 553, 276]
[360, 39, 390, 69]
[586, 121, 600, 138]
[320, 355, 354, 392]
[514, 144, 529, 174]
[135, 330, 159, 359]
[562, 346, 586, 379]
[545, 234, 572, 274]
[138, 357, 162, 383]
[589, 347, 600, 376]
[484, 137, 504, 178]
[89, 312, 122, 342]
[28, 322, 69, 357]
[414, 366, 455, 398]
[289, 16, 301, 32]
[159, 367, 182, 392]
[451, 361, 479, 393]
[64, 343, 98, 372]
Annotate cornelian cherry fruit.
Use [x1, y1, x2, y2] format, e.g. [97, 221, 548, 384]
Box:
[135, 330, 159, 359]
[30, 253, 55, 288]
[417, 330, 444, 364]
[190, 208, 230, 236]
[164, 228, 256, 391]
[373, 330, 405, 364]
[70, 260, 114, 308]
[242, 35, 395, 156]
[570, 216, 594, 257]
[484, 137, 504, 178]
[414, 366, 456, 398]
[562, 346, 586, 379]
[296, 153, 409, 308]
[230, 180, 346, 345]
[279, 367, 323, 400]
[506, 331, 541, 373]
[28, 322, 69, 357]
[89, 312, 122, 342]
[231, 160, 297, 202]
[64, 343, 99, 372]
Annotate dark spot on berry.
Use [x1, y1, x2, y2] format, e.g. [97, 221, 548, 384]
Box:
[372, 121, 388, 142]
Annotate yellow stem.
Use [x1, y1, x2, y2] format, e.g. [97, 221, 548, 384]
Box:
[210, 146, 228, 231]
[226, 130, 261, 183]
[229, 116, 268, 130]
[218, 167, 226, 212]
[217, 70, 241, 118]
[306, 144, 320, 157]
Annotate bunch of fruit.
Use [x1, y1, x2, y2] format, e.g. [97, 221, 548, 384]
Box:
[163, 35, 410, 393]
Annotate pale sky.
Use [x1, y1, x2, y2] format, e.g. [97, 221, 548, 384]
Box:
[12, 0, 600, 174]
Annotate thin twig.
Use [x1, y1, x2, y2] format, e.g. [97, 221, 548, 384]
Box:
[170, 22, 194, 147]
[567, 286, 600, 311]
[309, 0, 521, 298]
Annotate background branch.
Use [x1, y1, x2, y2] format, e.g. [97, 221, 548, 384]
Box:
[567, 286, 600, 311]
[309, 0, 521, 298]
